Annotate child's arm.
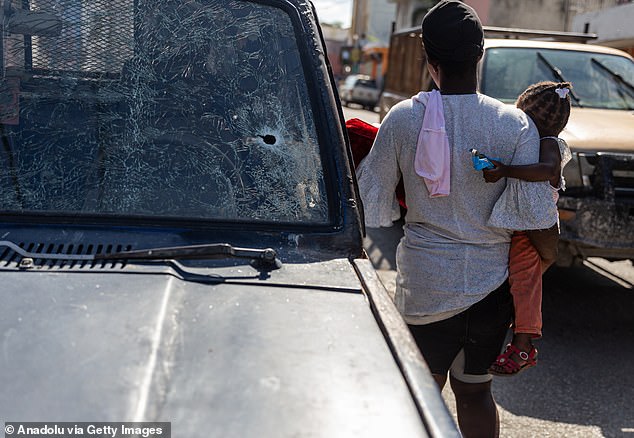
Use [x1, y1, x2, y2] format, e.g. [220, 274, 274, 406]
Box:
[526, 224, 559, 273]
[483, 138, 561, 185]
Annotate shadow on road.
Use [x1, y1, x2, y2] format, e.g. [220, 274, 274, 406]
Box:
[492, 264, 634, 437]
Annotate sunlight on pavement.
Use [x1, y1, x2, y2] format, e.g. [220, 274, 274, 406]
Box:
[441, 386, 606, 438]
[584, 258, 634, 289]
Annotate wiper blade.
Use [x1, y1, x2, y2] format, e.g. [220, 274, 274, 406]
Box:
[95, 243, 281, 270]
[0, 240, 281, 270]
[590, 57, 634, 96]
[536, 51, 583, 107]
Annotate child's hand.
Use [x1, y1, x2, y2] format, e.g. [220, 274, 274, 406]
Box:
[482, 160, 505, 183]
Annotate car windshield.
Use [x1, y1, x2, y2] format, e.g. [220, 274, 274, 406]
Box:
[481, 47, 634, 110]
[0, 0, 329, 225]
[357, 79, 377, 88]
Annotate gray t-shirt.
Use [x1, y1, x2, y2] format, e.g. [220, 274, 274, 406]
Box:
[357, 93, 554, 323]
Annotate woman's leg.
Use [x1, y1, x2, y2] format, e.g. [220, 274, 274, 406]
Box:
[433, 373, 448, 389]
[452, 282, 512, 437]
[408, 316, 465, 390]
[450, 376, 499, 438]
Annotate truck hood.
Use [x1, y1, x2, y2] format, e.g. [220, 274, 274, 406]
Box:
[0, 261, 426, 437]
[561, 108, 634, 154]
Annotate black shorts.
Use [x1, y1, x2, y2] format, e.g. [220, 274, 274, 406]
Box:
[408, 281, 513, 381]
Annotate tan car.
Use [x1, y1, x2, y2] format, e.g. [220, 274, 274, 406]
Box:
[380, 28, 634, 264]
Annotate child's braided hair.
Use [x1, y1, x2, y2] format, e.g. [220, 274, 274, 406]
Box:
[515, 81, 572, 136]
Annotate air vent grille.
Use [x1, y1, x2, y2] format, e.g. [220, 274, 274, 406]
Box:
[0, 242, 133, 269]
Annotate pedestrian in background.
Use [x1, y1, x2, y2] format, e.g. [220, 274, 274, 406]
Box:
[356, 1, 555, 436]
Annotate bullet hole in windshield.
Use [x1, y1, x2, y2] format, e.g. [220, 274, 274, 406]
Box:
[259, 134, 276, 145]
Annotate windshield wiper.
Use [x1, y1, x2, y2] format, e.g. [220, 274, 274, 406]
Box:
[95, 243, 281, 270]
[590, 57, 634, 98]
[536, 52, 583, 107]
[0, 241, 281, 270]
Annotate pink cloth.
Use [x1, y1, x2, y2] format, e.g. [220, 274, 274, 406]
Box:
[412, 90, 450, 197]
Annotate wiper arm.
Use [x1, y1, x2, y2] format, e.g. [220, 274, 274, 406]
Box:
[0, 240, 281, 270]
[536, 52, 583, 107]
[590, 57, 634, 96]
[95, 243, 281, 270]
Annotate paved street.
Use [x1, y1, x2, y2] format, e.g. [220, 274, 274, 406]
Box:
[343, 105, 634, 438]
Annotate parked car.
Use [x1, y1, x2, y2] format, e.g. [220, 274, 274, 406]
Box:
[339, 74, 381, 110]
[380, 26, 634, 265]
[0, 0, 458, 436]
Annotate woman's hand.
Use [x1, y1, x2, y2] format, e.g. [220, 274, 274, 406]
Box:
[482, 160, 505, 183]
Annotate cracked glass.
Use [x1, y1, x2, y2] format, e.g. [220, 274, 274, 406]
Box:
[0, 0, 328, 224]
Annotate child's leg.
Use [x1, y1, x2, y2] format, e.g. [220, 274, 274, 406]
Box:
[489, 232, 542, 375]
[508, 231, 543, 340]
[526, 224, 559, 273]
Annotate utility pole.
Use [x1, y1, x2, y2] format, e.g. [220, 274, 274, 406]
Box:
[350, 0, 370, 74]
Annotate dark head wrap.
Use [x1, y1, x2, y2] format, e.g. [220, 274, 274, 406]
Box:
[422, 0, 484, 62]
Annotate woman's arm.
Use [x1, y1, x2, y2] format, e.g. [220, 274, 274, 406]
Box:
[483, 138, 561, 185]
[356, 105, 404, 228]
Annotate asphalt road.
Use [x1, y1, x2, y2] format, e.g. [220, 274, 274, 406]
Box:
[343, 105, 634, 438]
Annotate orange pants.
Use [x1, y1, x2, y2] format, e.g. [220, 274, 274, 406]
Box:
[508, 231, 542, 338]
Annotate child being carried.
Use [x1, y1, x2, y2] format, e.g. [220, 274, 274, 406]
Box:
[479, 81, 573, 376]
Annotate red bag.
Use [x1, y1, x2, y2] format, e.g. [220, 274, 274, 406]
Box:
[346, 117, 379, 168]
[345, 118, 407, 209]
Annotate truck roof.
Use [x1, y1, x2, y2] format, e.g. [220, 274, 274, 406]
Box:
[484, 38, 634, 59]
[389, 25, 632, 60]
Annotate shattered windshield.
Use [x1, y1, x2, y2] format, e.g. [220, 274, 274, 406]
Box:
[481, 47, 634, 110]
[0, 0, 329, 224]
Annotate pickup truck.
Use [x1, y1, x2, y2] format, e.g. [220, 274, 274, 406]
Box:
[0, 1, 458, 437]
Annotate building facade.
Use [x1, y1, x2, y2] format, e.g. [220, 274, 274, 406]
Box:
[321, 24, 350, 81]
[571, 1, 634, 55]
[389, 0, 632, 34]
[350, 0, 397, 47]
[347, 0, 397, 81]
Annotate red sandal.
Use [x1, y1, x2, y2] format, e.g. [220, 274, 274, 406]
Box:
[488, 343, 538, 377]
